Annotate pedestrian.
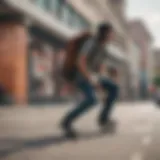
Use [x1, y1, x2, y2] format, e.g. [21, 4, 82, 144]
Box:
[61, 23, 119, 138]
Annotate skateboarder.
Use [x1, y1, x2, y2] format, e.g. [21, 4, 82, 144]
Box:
[61, 23, 119, 138]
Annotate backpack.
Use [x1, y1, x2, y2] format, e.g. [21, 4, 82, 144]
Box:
[63, 32, 92, 81]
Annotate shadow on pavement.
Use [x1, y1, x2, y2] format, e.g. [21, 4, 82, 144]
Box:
[0, 122, 117, 158]
[0, 135, 66, 158]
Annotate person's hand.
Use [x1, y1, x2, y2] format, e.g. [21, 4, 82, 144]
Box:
[112, 75, 119, 85]
[90, 75, 99, 87]
[90, 75, 104, 94]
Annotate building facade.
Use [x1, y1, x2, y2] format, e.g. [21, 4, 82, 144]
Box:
[66, 0, 130, 100]
[0, 0, 132, 104]
[127, 38, 141, 100]
[128, 20, 154, 99]
[153, 49, 160, 76]
[0, 0, 81, 104]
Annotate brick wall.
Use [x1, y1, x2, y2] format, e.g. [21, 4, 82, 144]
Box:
[0, 22, 28, 104]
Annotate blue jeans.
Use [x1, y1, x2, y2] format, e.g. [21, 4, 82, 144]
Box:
[63, 75, 119, 126]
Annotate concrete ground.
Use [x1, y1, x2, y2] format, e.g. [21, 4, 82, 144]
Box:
[0, 101, 160, 160]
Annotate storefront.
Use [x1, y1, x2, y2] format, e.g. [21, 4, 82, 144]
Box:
[0, 0, 130, 104]
[0, 13, 28, 104]
[0, 0, 79, 104]
[28, 26, 76, 103]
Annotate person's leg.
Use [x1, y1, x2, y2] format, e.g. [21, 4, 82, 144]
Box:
[61, 76, 97, 136]
[99, 78, 119, 125]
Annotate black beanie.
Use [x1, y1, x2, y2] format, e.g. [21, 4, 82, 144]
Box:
[96, 23, 113, 42]
[97, 23, 113, 35]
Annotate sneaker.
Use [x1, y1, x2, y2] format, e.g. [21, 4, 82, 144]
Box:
[61, 121, 77, 139]
[98, 117, 108, 127]
[98, 118, 116, 133]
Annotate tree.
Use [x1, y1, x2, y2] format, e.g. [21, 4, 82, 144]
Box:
[153, 76, 160, 87]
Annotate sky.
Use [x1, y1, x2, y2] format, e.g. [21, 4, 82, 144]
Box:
[127, 0, 160, 48]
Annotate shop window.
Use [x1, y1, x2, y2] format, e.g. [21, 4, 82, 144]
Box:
[29, 38, 56, 98]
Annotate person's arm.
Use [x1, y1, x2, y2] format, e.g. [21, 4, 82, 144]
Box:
[100, 62, 107, 77]
[77, 39, 97, 83]
[99, 50, 108, 77]
[78, 55, 90, 81]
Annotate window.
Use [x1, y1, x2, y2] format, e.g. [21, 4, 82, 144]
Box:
[61, 4, 89, 29]
[50, 0, 65, 18]
[49, 0, 60, 15]
[34, 0, 50, 10]
[73, 13, 84, 29]
[32, 0, 90, 30]
[61, 4, 72, 26]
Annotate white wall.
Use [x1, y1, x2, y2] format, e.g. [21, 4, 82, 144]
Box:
[128, 39, 141, 91]
[146, 47, 154, 86]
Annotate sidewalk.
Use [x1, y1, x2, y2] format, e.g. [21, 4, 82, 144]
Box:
[20, 101, 154, 108]
[0, 102, 156, 160]
[0, 100, 153, 110]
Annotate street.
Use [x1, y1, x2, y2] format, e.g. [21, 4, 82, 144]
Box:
[0, 102, 160, 160]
